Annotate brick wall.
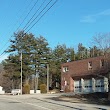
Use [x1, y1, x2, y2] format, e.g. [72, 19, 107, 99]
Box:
[61, 55, 110, 92]
[61, 55, 109, 77]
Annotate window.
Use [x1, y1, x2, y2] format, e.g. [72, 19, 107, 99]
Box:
[88, 61, 92, 70]
[100, 59, 104, 67]
[63, 66, 69, 72]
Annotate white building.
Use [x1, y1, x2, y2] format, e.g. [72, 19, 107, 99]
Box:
[0, 86, 5, 94]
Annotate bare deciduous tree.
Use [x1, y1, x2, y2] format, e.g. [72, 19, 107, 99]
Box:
[92, 33, 110, 53]
[92, 33, 110, 101]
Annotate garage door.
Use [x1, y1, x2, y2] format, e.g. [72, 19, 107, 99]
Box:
[74, 80, 81, 92]
[84, 79, 92, 93]
[95, 79, 104, 92]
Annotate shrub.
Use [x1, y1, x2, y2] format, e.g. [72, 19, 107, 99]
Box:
[23, 84, 30, 94]
[40, 84, 47, 93]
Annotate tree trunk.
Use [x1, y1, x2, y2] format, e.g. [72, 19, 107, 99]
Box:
[25, 77, 29, 84]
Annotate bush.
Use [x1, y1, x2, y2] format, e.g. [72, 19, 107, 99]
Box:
[23, 84, 30, 94]
[40, 84, 47, 93]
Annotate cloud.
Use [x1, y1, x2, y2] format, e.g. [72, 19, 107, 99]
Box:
[80, 9, 110, 23]
[80, 15, 96, 23]
[98, 9, 110, 16]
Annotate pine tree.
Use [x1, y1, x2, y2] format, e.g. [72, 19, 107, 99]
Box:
[4, 31, 35, 84]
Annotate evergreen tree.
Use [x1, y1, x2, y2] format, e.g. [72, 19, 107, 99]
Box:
[4, 31, 35, 84]
[2, 55, 21, 89]
[50, 44, 71, 88]
[77, 43, 88, 59]
[31, 36, 50, 84]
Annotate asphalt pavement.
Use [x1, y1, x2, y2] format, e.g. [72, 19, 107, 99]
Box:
[0, 94, 109, 110]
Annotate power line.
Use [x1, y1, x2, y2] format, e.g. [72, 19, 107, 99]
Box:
[0, 0, 30, 40]
[26, 0, 58, 33]
[0, 0, 59, 59]
[24, 0, 53, 31]
[23, 0, 46, 31]
[0, 0, 54, 53]
[0, 0, 34, 53]
[0, 0, 37, 54]
[0, 46, 9, 59]
[16, 0, 39, 32]
[11, 0, 34, 32]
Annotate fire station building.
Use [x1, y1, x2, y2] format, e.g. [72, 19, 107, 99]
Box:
[61, 55, 110, 93]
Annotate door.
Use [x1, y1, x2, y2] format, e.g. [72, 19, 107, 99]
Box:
[74, 80, 81, 93]
[84, 79, 92, 93]
[95, 79, 104, 92]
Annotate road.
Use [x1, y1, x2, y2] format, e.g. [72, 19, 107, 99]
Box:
[0, 94, 109, 110]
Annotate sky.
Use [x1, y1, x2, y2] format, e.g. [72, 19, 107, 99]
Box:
[0, 0, 110, 61]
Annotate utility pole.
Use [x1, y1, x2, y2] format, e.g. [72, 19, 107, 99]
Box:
[34, 74, 37, 93]
[36, 72, 39, 91]
[108, 72, 110, 101]
[34, 71, 39, 93]
[47, 64, 49, 93]
[20, 51, 22, 95]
